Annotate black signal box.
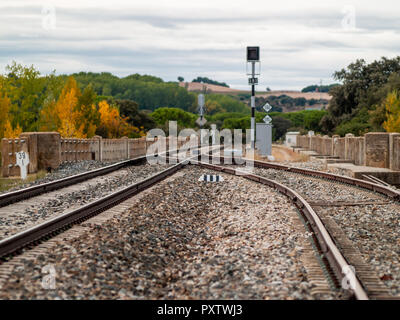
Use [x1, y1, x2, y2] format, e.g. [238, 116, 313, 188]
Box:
[247, 46, 260, 62]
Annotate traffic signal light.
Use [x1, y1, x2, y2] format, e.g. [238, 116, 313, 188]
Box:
[247, 46, 260, 62]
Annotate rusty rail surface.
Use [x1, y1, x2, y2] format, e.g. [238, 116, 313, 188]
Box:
[194, 160, 369, 300]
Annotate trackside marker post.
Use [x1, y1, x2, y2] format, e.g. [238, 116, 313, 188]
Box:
[16, 151, 29, 180]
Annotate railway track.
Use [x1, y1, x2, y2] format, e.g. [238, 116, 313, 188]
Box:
[0, 151, 398, 300]
[0, 147, 216, 258]
[0, 154, 156, 208]
[0, 158, 341, 300]
[203, 156, 400, 299]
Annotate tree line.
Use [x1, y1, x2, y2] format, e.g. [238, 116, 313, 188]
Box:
[320, 56, 400, 135]
[0, 63, 149, 140]
[301, 84, 339, 93]
[191, 77, 230, 88]
[0, 62, 250, 140]
[255, 95, 328, 112]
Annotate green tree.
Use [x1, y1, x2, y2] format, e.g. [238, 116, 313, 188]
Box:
[302, 84, 339, 93]
[206, 94, 250, 114]
[76, 84, 100, 137]
[150, 107, 197, 131]
[114, 99, 155, 131]
[321, 57, 400, 134]
[271, 117, 293, 141]
[69, 72, 196, 112]
[192, 77, 230, 88]
[5, 62, 47, 131]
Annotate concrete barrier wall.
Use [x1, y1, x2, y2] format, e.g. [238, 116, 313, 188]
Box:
[61, 138, 98, 162]
[129, 137, 147, 159]
[333, 137, 345, 159]
[1, 133, 193, 177]
[297, 135, 309, 149]
[310, 136, 317, 152]
[355, 137, 365, 166]
[321, 136, 332, 156]
[390, 134, 400, 171]
[345, 134, 356, 162]
[316, 136, 323, 154]
[1, 138, 29, 177]
[365, 133, 390, 168]
[102, 138, 128, 162]
[296, 132, 399, 170]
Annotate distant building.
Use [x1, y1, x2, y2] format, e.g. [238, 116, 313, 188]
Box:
[285, 132, 300, 147]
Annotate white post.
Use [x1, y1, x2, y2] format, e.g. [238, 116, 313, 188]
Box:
[16, 151, 30, 180]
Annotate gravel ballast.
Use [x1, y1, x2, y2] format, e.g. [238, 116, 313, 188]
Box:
[253, 166, 400, 298]
[0, 163, 171, 239]
[0, 165, 338, 300]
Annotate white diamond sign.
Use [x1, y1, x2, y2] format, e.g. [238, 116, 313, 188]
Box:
[263, 103, 272, 113]
[196, 117, 207, 126]
[263, 115, 272, 124]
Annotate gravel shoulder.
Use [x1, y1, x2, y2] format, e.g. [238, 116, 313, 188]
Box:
[0, 160, 122, 196]
[0, 165, 339, 300]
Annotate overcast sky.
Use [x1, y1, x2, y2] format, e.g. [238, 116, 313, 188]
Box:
[1, 0, 400, 90]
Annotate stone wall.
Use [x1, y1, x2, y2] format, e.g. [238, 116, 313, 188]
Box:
[1, 138, 29, 177]
[1, 132, 193, 177]
[297, 135, 310, 149]
[61, 137, 99, 162]
[355, 137, 365, 166]
[390, 133, 400, 171]
[332, 136, 345, 160]
[296, 132, 400, 171]
[364, 133, 390, 168]
[321, 136, 332, 156]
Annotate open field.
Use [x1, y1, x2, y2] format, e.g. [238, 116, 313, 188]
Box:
[257, 91, 331, 100]
[179, 82, 332, 100]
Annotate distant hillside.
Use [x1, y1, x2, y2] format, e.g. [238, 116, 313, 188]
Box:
[257, 91, 332, 101]
[179, 82, 332, 100]
[179, 82, 243, 93]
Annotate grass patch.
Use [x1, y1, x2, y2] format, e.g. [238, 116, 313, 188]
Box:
[0, 170, 47, 193]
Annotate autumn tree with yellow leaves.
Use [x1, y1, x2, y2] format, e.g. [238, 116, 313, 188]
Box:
[39, 77, 139, 139]
[39, 76, 98, 138]
[96, 100, 136, 138]
[0, 84, 22, 139]
[383, 90, 400, 133]
[40, 77, 83, 137]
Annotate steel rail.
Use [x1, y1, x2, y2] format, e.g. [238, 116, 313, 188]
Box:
[0, 160, 186, 260]
[0, 149, 182, 208]
[0, 148, 369, 300]
[193, 160, 369, 300]
[206, 155, 400, 200]
[0, 146, 222, 260]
